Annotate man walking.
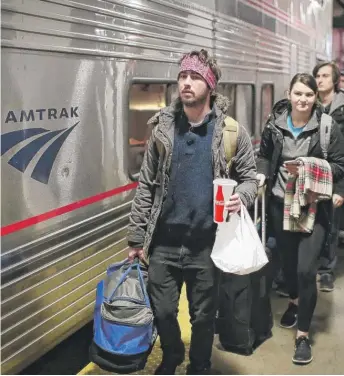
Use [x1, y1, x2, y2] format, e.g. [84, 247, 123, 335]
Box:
[313, 61, 344, 291]
[127, 49, 258, 375]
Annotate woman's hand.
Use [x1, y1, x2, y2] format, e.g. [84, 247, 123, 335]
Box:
[333, 194, 344, 208]
[284, 161, 299, 176]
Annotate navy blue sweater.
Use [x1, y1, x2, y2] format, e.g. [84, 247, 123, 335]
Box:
[157, 110, 216, 243]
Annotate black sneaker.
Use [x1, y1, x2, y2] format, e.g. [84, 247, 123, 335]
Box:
[155, 343, 185, 375]
[292, 336, 313, 365]
[319, 273, 334, 292]
[280, 303, 298, 328]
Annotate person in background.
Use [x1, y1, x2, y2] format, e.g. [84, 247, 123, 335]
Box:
[313, 61, 344, 292]
[257, 73, 344, 365]
[339, 70, 344, 92]
[127, 49, 258, 375]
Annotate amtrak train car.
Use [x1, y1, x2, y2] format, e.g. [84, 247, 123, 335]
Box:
[1, 0, 333, 373]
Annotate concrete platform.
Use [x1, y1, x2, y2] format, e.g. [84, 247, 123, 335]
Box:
[79, 251, 344, 375]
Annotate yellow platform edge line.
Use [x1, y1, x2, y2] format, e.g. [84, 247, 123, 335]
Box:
[78, 362, 98, 375]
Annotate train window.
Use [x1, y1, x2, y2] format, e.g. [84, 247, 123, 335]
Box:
[129, 84, 167, 176]
[261, 84, 274, 126]
[235, 85, 254, 135]
[217, 84, 236, 118]
[238, 2, 262, 28]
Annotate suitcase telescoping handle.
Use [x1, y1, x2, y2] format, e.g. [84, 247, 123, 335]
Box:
[254, 185, 266, 249]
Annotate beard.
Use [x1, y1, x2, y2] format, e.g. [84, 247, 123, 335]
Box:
[180, 89, 209, 107]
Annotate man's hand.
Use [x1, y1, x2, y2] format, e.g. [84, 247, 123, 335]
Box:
[225, 193, 241, 215]
[128, 248, 145, 262]
[333, 194, 344, 208]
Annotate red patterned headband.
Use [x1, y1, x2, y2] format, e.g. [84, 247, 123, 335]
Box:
[179, 55, 217, 90]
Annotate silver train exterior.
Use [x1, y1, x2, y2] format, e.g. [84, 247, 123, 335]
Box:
[1, 0, 333, 374]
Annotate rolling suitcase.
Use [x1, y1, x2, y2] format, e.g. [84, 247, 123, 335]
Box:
[216, 187, 273, 355]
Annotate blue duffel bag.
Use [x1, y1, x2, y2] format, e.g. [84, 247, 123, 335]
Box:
[89, 258, 157, 374]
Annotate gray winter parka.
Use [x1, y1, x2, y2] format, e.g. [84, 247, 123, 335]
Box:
[127, 93, 258, 257]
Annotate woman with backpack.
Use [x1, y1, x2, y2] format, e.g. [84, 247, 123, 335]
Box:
[256, 73, 344, 365]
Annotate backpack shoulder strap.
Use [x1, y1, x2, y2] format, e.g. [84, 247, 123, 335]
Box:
[223, 116, 239, 171]
[320, 113, 332, 160]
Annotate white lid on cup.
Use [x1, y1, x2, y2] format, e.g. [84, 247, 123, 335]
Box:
[213, 178, 237, 187]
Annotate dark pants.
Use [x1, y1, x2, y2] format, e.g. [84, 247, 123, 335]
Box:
[318, 205, 341, 275]
[270, 199, 326, 332]
[148, 237, 218, 371]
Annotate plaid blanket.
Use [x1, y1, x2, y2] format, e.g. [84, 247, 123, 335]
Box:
[283, 157, 333, 233]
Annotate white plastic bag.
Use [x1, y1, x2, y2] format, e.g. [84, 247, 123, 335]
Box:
[211, 204, 268, 275]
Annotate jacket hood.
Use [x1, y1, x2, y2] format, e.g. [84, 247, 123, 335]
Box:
[330, 91, 344, 114]
[270, 98, 289, 119]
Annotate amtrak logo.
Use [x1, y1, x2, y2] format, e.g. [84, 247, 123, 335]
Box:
[1, 107, 79, 184]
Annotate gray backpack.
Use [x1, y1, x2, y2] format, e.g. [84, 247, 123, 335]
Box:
[320, 113, 333, 160]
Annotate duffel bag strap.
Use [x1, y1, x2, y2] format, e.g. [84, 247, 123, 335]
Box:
[107, 260, 151, 308]
[136, 263, 151, 308]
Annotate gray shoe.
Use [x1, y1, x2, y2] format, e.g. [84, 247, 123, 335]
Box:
[319, 273, 334, 292]
[292, 336, 313, 365]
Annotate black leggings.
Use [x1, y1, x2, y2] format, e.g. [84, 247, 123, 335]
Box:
[270, 198, 326, 332]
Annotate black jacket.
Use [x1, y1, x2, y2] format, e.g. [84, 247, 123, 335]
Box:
[329, 91, 344, 134]
[257, 99, 344, 197]
[322, 91, 344, 197]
